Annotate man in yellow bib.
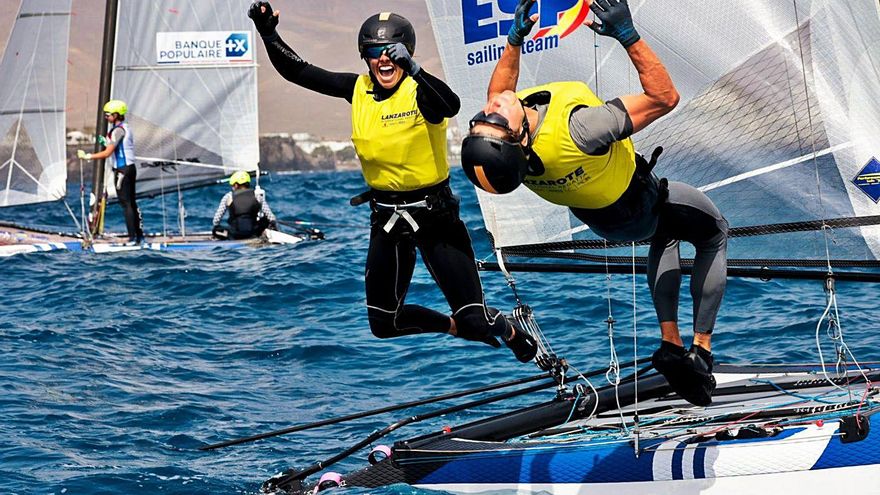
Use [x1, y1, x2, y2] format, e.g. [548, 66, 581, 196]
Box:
[461, 0, 728, 405]
[249, 2, 536, 362]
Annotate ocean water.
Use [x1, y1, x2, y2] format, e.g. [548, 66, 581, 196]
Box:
[1, 168, 878, 494]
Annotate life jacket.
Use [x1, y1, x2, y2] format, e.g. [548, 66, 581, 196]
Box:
[518, 81, 636, 209]
[228, 189, 261, 236]
[107, 122, 136, 169]
[350, 75, 449, 192]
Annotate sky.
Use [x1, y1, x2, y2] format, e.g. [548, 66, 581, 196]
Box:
[0, 0, 443, 140]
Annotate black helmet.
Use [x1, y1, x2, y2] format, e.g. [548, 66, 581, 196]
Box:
[461, 135, 529, 194]
[358, 12, 416, 56]
[461, 111, 533, 194]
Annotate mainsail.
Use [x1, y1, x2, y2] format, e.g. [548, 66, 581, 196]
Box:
[0, 0, 72, 207]
[108, 0, 259, 198]
[425, 0, 880, 264]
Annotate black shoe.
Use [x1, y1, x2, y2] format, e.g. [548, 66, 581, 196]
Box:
[503, 318, 538, 363]
[652, 340, 687, 391]
[680, 345, 716, 407]
[652, 341, 716, 406]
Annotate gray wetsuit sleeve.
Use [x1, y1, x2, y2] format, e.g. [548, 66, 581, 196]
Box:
[568, 98, 633, 155]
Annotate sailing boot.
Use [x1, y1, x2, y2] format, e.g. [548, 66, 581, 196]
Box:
[503, 317, 538, 363]
[651, 340, 689, 399]
[678, 345, 716, 407]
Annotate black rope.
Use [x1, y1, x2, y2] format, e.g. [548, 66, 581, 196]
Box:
[509, 250, 880, 269]
[480, 261, 880, 283]
[501, 214, 880, 254]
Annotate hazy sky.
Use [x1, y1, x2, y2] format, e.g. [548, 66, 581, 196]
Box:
[0, 0, 443, 139]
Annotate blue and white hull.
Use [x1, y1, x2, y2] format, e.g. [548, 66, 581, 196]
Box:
[271, 364, 880, 494]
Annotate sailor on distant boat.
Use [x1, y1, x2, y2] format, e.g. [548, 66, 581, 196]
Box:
[212, 171, 277, 240]
[77, 100, 144, 244]
[461, 0, 728, 404]
[248, 1, 537, 362]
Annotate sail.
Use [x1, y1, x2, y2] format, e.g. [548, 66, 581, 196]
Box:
[109, 0, 259, 198]
[424, 0, 880, 263]
[0, 0, 71, 207]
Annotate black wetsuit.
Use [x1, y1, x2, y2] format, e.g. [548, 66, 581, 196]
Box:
[261, 33, 512, 343]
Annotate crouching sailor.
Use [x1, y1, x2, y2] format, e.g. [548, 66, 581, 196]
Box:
[212, 170, 277, 240]
[461, 0, 728, 404]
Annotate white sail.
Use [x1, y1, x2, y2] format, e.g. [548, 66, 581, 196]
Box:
[424, 0, 880, 262]
[0, 0, 71, 207]
[109, 0, 259, 198]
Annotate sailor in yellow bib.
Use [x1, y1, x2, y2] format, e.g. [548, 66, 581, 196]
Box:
[250, 3, 536, 362]
[461, 0, 729, 406]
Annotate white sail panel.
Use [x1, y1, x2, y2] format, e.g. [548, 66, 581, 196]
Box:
[425, 0, 880, 261]
[0, 0, 71, 207]
[110, 0, 259, 198]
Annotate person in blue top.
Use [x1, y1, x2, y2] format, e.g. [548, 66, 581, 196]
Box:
[78, 100, 144, 244]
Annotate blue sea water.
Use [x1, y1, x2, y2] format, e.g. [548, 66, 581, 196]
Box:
[1, 168, 878, 494]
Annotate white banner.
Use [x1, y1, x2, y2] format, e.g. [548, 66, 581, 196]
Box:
[156, 31, 253, 65]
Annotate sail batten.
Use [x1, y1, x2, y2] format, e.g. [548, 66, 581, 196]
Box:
[425, 0, 880, 262]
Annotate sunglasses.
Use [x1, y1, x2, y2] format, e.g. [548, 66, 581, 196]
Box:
[469, 111, 528, 143]
[361, 44, 393, 59]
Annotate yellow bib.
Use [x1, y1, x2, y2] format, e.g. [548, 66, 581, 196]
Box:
[351, 75, 449, 191]
[518, 81, 635, 209]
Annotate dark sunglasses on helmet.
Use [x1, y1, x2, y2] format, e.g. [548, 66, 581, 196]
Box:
[469, 111, 530, 144]
[361, 44, 393, 59]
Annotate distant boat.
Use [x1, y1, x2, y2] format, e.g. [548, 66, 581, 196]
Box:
[0, 0, 320, 257]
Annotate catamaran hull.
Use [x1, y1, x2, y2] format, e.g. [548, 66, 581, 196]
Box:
[419, 465, 879, 494]
[1, 224, 311, 257]
[276, 365, 880, 495]
[341, 414, 880, 494]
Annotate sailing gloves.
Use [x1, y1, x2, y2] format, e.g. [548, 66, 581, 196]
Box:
[386, 43, 421, 76]
[588, 0, 641, 48]
[248, 1, 279, 38]
[507, 0, 538, 46]
[76, 150, 92, 160]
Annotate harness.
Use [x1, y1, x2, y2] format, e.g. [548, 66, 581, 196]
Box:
[351, 179, 455, 233]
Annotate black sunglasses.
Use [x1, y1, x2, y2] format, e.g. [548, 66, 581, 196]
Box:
[469, 110, 530, 144]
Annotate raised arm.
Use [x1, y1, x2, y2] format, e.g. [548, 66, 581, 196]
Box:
[487, 0, 537, 99]
[384, 43, 461, 123]
[587, 0, 679, 133]
[249, 2, 358, 102]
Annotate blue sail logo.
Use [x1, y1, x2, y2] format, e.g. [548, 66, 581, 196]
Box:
[852, 157, 880, 203]
[225, 33, 249, 57]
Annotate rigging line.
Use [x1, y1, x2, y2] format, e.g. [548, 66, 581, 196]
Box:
[502, 214, 880, 253]
[791, 0, 833, 274]
[631, 241, 640, 454]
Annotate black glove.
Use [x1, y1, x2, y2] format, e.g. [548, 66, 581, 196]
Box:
[385, 43, 421, 76]
[248, 1, 279, 37]
[268, 220, 278, 230]
[588, 0, 640, 48]
[507, 0, 537, 46]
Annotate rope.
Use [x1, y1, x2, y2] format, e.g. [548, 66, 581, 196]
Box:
[501, 214, 880, 254]
[631, 241, 640, 453]
[501, 249, 880, 269]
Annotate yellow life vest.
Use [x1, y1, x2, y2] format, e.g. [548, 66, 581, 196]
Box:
[350, 75, 449, 191]
[518, 81, 636, 209]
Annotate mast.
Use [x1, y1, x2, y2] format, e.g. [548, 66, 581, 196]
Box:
[88, 0, 119, 237]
